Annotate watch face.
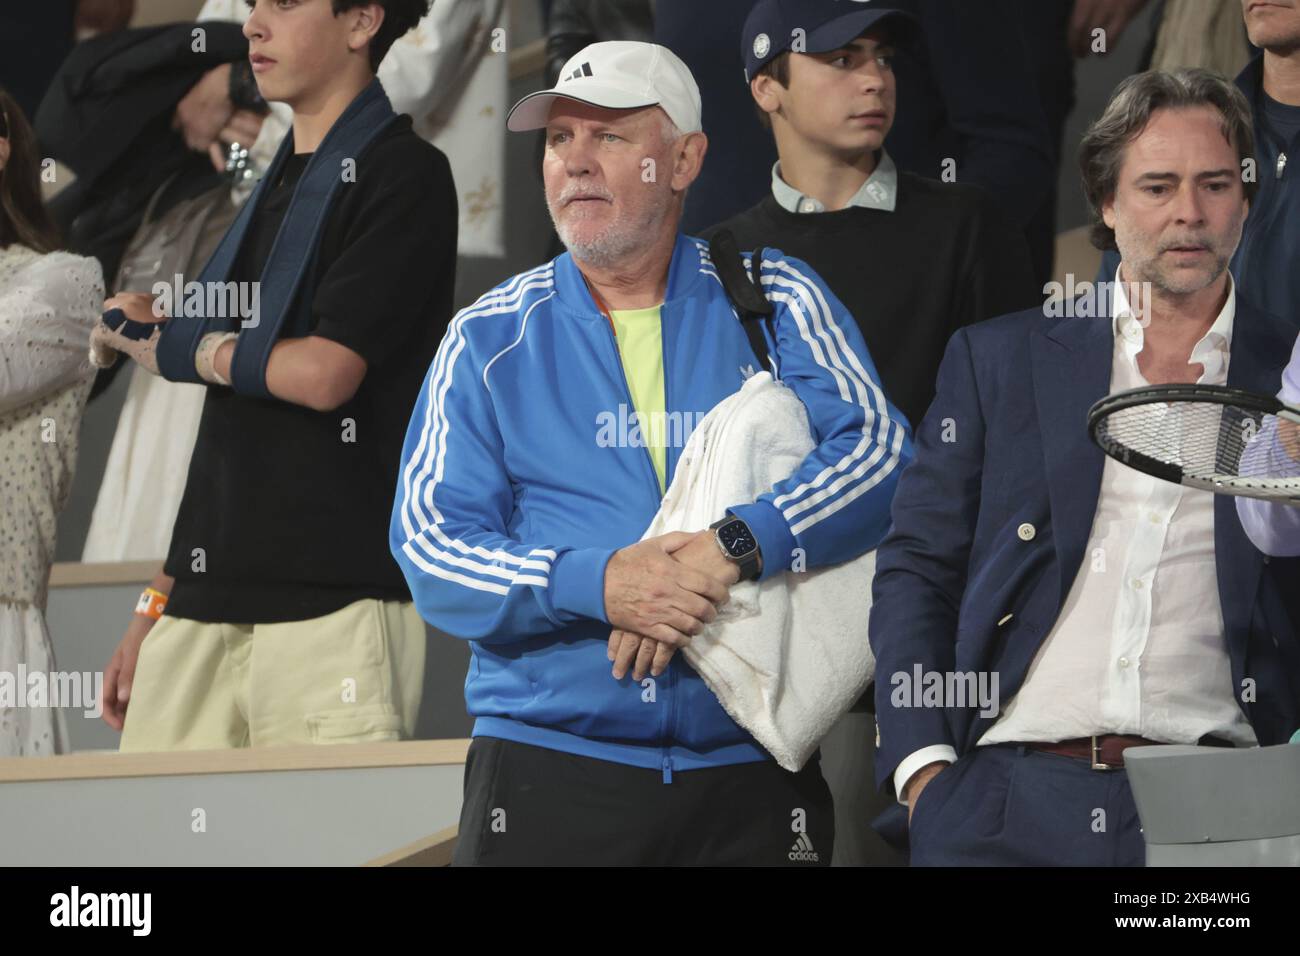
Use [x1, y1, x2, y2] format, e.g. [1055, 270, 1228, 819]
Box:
[718, 520, 757, 559]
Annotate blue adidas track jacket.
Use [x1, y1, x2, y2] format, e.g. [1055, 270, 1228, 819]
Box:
[390, 233, 913, 779]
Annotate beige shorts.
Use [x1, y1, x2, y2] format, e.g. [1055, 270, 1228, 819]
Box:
[119, 598, 426, 751]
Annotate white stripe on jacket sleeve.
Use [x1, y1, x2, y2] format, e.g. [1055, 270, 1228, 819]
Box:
[395, 265, 559, 594]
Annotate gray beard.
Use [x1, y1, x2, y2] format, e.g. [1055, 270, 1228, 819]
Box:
[549, 201, 670, 270]
[1135, 251, 1231, 297]
[557, 224, 645, 269]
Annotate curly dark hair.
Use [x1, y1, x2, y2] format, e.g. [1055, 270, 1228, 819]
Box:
[333, 0, 433, 71]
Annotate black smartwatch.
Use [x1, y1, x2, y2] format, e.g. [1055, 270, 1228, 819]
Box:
[710, 515, 762, 581]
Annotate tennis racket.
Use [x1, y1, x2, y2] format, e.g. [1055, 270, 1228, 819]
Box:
[1088, 383, 1300, 503]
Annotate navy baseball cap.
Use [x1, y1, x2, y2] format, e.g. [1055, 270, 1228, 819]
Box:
[742, 0, 920, 82]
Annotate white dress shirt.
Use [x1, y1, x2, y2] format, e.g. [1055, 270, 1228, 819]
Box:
[893, 271, 1258, 803]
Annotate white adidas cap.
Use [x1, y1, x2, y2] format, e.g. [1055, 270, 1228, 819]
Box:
[507, 41, 703, 135]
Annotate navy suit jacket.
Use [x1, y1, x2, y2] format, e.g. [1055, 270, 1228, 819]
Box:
[869, 298, 1300, 793]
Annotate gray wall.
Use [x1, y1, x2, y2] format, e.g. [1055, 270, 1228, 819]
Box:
[0, 762, 464, 865]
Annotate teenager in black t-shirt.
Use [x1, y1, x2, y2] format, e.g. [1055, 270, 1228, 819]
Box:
[161, 116, 454, 625]
[93, 0, 452, 750]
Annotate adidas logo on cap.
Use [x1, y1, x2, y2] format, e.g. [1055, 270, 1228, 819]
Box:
[788, 833, 820, 863]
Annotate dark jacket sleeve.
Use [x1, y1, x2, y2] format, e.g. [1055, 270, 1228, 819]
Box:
[36, 21, 249, 187]
[954, 191, 1042, 335]
[546, 0, 655, 86]
[870, 325, 987, 790]
[545, 0, 597, 85]
[894, 0, 1054, 230]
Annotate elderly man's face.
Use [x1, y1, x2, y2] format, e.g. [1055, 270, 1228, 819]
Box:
[1103, 106, 1248, 297]
[543, 102, 682, 267]
[1241, 0, 1300, 51]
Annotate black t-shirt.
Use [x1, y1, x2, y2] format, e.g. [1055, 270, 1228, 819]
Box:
[163, 115, 457, 624]
[708, 173, 1039, 430]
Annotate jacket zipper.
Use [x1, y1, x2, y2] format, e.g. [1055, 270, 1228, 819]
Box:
[660, 306, 675, 784]
[599, 319, 664, 503]
[596, 311, 674, 782]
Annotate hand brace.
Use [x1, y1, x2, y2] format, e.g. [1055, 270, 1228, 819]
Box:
[89, 308, 164, 375]
[195, 331, 240, 386]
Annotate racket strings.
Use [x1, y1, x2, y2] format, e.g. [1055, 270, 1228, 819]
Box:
[1100, 401, 1299, 485]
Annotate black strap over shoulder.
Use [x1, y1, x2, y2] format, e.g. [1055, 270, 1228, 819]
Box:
[709, 229, 774, 375]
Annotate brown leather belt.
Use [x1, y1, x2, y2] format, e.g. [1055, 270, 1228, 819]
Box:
[1026, 735, 1163, 770]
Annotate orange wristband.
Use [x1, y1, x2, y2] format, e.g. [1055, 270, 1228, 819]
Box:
[135, 587, 168, 620]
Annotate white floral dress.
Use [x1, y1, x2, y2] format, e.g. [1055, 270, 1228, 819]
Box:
[0, 243, 103, 755]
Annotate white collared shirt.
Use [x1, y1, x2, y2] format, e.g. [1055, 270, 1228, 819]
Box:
[893, 270, 1257, 804]
[770, 151, 898, 214]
